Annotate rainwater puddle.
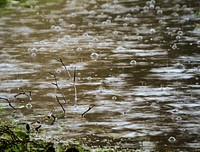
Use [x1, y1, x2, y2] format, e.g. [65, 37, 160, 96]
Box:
[0, 0, 200, 150]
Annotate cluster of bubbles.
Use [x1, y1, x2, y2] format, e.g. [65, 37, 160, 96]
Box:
[27, 48, 37, 57]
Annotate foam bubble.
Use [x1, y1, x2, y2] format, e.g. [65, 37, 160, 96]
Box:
[130, 60, 137, 65]
[168, 136, 176, 143]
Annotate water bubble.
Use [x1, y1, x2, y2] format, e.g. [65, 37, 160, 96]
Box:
[168, 136, 176, 143]
[88, 42, 94, 48]
[177, 31, 183, 36]
[150, 28, 156, 34]
[171, 109, 179, 114]
[26, 103, 32, 109]
[90, 52, 99, 60]
[143, 6, 149, 12]
[40, 41, 48, 45]
[175, 116, 182, 121]
[134, 23, 138, 27]
[176, 36, 181, 40]
[51, 25, 62, 30]
[38, 47, 46, 51]
[175, 4, 180, 9]
[137, 36, 143, 41]
[76, 47, 83, 52]
[149, 4, 155, 9]
[130, 60, 137, 65]
[69, 24, 76, 28]
[31, 52, 36, 57]
[155, 6, 160, 10]
[58, 19, 64, 23]
[49, 18, 55, 23]
[173, 63, 185, 70]
[56, 69, 62, 74]
[83, 32, 89, 37]
[150, 102, 157, 107]
[102, 21, 107, 25]
[92, 37, 99, 42]
[197, 40, 200, 47]
[112, 96, 117, 100]
[159, 19, 165, 25]
[171, 43, 178, 50]
[28, 48, 37, 53]
[150, 0, 156, 4]
[131, 6, 140, 12]
[126, 13, 131, 17]
[106, 19, 111, 24]
[172, 12, 179, 17]
[87, 76, 92, 80]
[157, 9, 163, 15]
[113, 31, 119, 35]
[116, 46, 125, 51]
[63, 35, 71, 39]
[123, 23, 128, 27]
[88, 22, 93, 26]
[113, 0, 118, 3]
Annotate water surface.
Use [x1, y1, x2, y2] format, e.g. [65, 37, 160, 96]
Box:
[0, 0, 200, 151]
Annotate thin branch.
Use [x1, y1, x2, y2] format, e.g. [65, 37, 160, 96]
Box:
[55, 95, 65, 114]
[14, 88, 32, 101]
[51, 114, 56, 125]
[81, 105, 95, 117]
[35, 125, 41, 132]
[73, 66, 76, 83]
[0, 97, 17, 110]
[55, 58, 78, 105]
[55, 57, 72, 79]
[49, 72, 67, 103]
[73, 66, 78, 105]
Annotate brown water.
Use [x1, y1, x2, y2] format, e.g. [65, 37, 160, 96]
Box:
[0, 0, 200, 151]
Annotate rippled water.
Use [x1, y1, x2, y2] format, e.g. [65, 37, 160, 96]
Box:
[0, 0, 200, 150]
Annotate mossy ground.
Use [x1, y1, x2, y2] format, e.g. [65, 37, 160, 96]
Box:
[0, 124, 91, 152]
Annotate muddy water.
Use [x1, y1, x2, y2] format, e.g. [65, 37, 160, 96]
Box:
[0, 0, 200, 150]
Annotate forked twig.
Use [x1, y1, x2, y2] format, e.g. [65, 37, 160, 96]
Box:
[55, 57, 78, 105]
[81, 105, 95, 117]
[0, 97, 16, 110]
[49, 72, 67, 103]
[14, 88, 32, 102]
[55, 95, 65, 114]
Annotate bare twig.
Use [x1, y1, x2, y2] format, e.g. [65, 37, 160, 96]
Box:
[49, 72, 67, 103]
[35, 125, 41, 132]
[55, 95, 65, 114]
[73, 66, 78, 105]
[73, 66, 76, 83]
[47, 111, 57, 125]
[55, 58, 78, 105]
[81, 105, 95, 117]
[0, 97, 16, 110]
[14, 88, 32, 102]
[55, 57, 72, 79]
[51, 114, 56, 125]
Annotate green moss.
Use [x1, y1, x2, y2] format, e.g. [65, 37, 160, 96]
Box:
[0, 124, 92, 152]
[0, 0, 7, 7]
[194, 11, 200, 16]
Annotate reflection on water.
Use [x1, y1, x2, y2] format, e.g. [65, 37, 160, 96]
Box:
[0, 0, 200, 150]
